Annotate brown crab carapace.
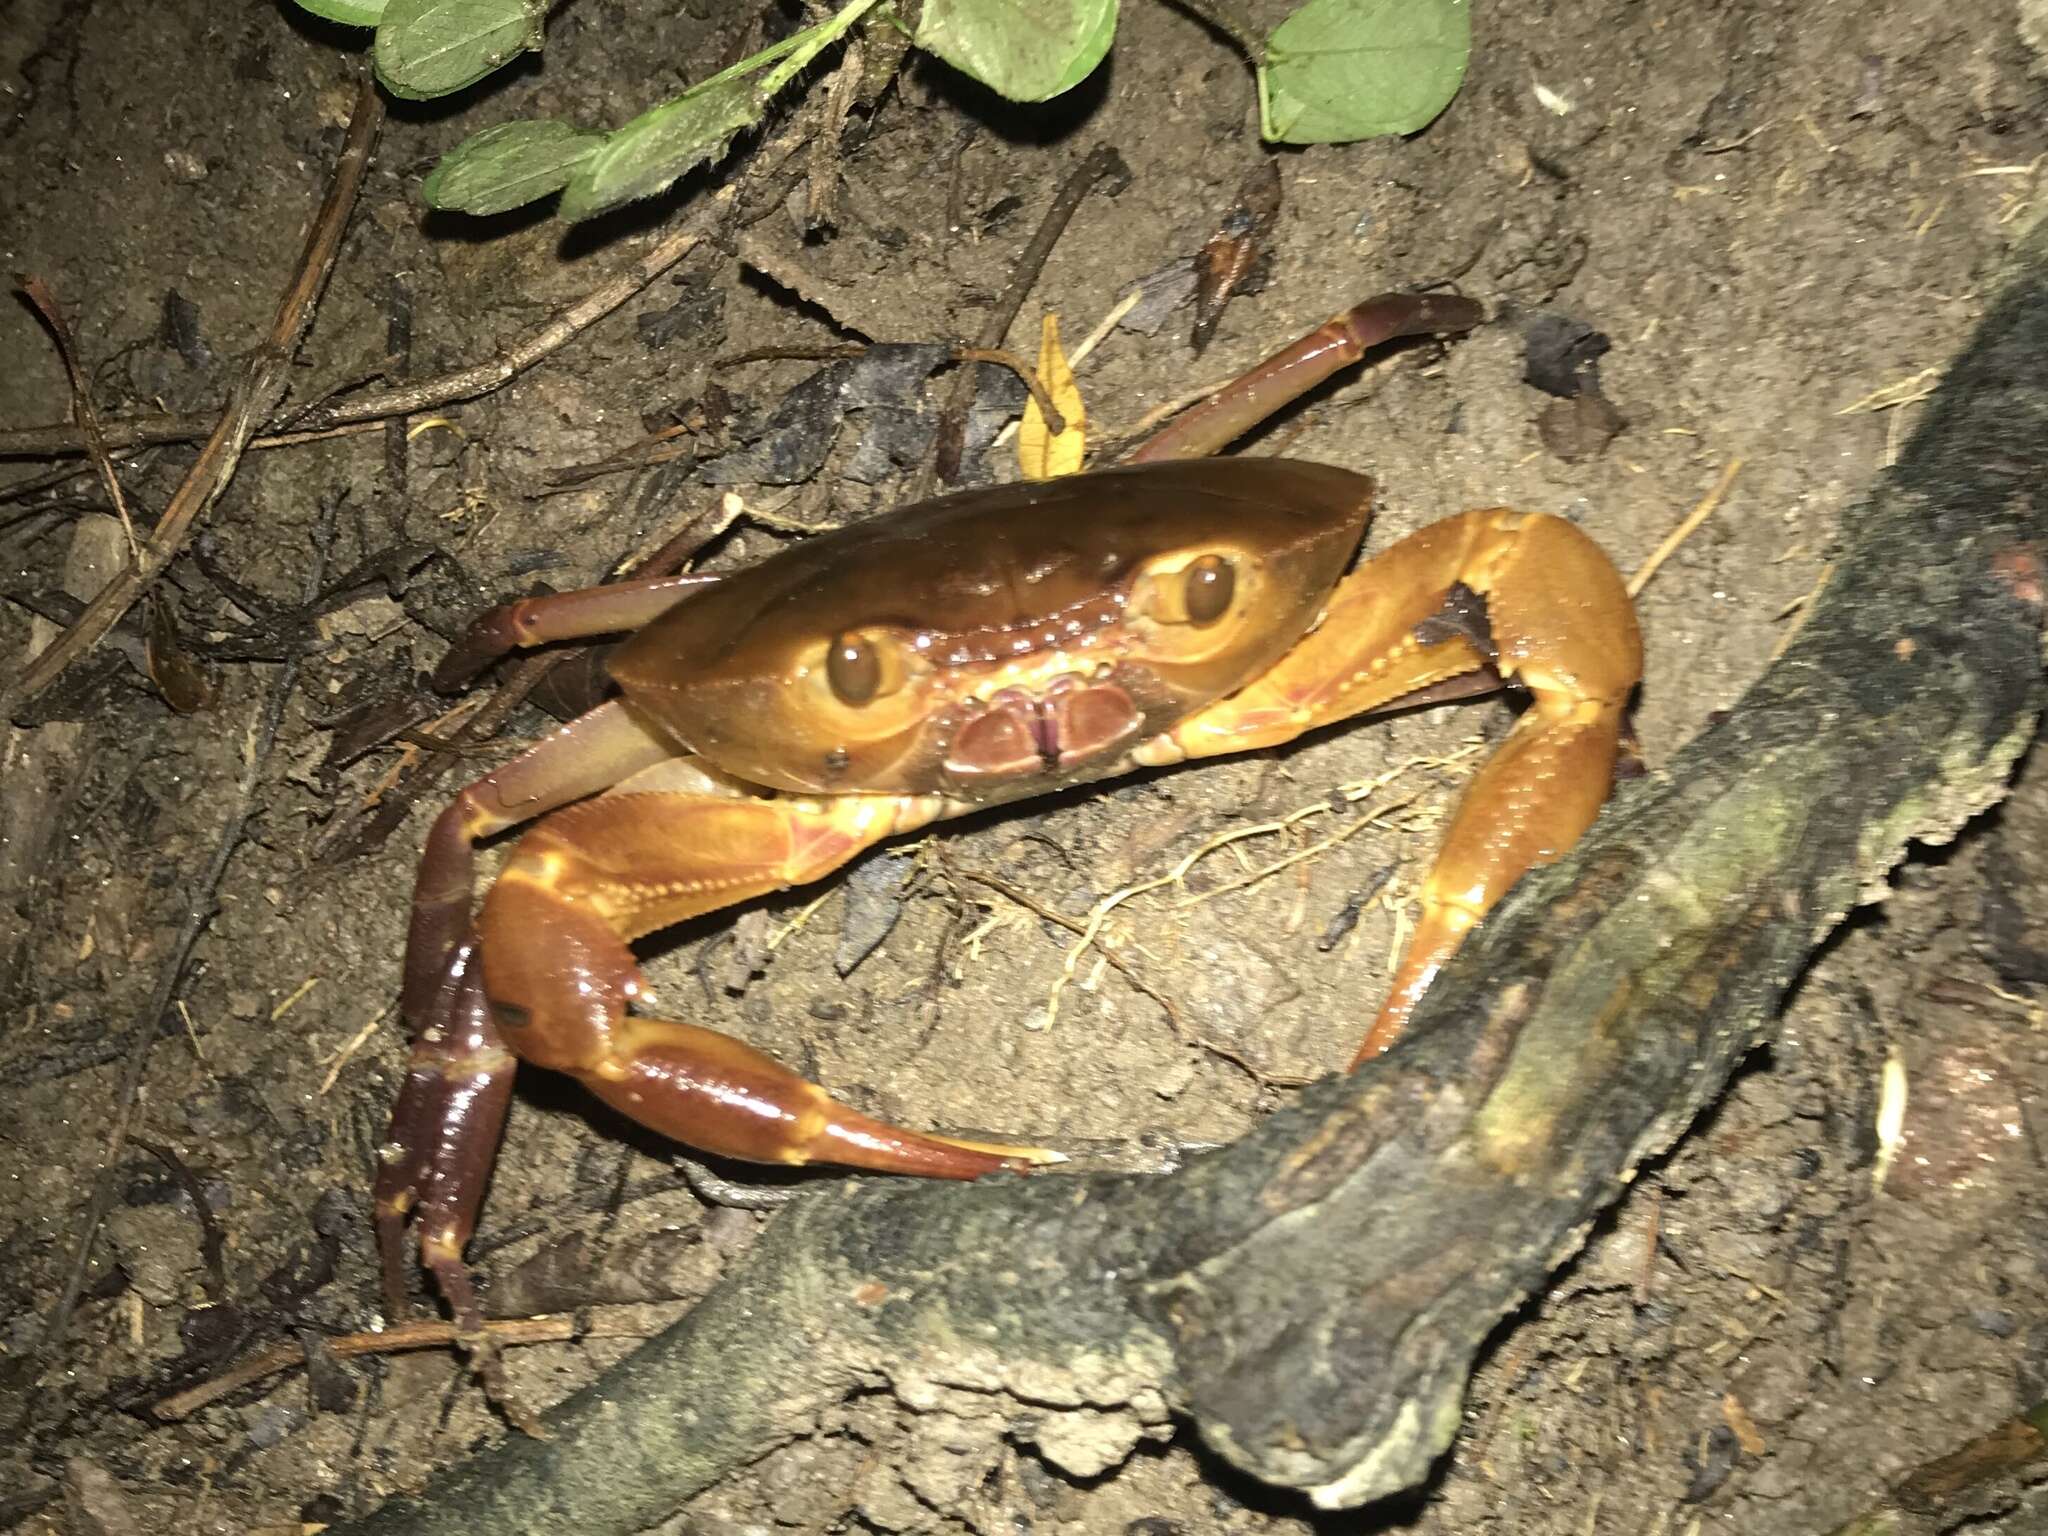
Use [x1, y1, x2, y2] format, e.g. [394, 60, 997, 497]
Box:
[375, 293, 1643, 1329]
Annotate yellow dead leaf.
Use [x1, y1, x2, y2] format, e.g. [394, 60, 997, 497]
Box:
[1018, 313, 1085, 480]
[1719, 1391, 1766, 1455]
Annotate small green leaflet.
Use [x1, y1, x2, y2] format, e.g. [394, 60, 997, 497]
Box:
[374, 0, 543, 102]
[291, 0, 388, 28]
[422, 121, 605, 215]
[376, 0, 1476, 222]
[915, 0, 1118, 104]
[554, 0, 879, 220]
[554, 82, 764, 222]
[1261, 0, 1470, 144]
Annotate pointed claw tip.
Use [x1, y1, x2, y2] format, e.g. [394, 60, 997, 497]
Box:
[983, 1147, 1066, 1173]
[935, 1133, 1065, 1170]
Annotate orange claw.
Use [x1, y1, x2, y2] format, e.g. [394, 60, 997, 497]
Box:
[1349, 509, 1641, 1059]
[1135, 506, 1643, 1063]
[475, 805, 1061, 1180]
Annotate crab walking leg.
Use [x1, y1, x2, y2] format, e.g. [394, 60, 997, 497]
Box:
[1127, 292, 1484, 464]
[431, 571, 720, 691]
[373, 936, 510, 1324]
[476, 787, 1061, 1177]
[1137, 508, 1643, 1060]
[378, 701, 680, 1319]
[402, 701, 679, 1023]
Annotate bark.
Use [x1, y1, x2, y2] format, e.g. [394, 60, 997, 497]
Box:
[338, 216, 2048, 1532]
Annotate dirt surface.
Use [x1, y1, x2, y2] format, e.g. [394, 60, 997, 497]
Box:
[3, 0, 2047, 1531]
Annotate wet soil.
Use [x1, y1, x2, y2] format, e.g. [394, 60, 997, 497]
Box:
[3, 0, 2047, 1531]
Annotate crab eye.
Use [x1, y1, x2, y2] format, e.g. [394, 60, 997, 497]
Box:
[1184, 554, 1236, 626]
[826, 632, 883, 706]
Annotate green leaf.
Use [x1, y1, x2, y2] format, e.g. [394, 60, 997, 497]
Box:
[290, 0, 388, 28]
[554, 72, 779, 222]
[374, 0, 542, 101]
[557, 0, 880, 221]
[915, 0, 1118, 103]
[1260, 0, 1470, 144]
[422, 120, 604, 214]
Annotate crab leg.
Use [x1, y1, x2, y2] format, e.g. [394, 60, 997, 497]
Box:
[374, 935, 510, 1328]
[384, 707, 1055, 1325]
[431, 571, 719, 691]
[473, 784, 1056, 1177]
[400, 701, 677, 1024]
[1127, 292, 1483, 464]
[378, 701, 677, 1319]
[1136, 507, 1643, 1059]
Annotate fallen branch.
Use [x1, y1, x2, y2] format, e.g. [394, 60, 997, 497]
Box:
[332, 215, 2048, 1532]
[15, 277, 143, 557]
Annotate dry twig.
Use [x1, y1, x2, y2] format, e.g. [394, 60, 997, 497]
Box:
[0, 192, 729, 465]
[3, 77, 382, 715]
[919, 145, 1126, 494]
[1628, 458, 1743, 598]
[14, 276, 141, 557]
[153, 1312, 662, 1422]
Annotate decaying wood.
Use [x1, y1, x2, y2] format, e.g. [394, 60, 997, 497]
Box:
[336, 216, 2048, 1532]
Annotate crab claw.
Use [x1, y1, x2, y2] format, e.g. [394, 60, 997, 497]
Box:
[477, 796, 1060, 1179]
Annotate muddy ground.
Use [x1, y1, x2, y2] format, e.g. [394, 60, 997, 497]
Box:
[4, 0, 2047, 1531]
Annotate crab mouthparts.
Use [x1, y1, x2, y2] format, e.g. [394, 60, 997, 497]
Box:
[943, 677, 1142, 781]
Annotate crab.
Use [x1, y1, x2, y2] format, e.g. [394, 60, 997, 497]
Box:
[375, 292, 1644, 1329]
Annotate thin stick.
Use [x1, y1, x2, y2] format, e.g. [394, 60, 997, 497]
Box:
[1171, 789, 1428, 909]
[1627, 458, 1743, 598]
[952, 345, 1065, 435]
[152, 1311, 662, 1421]
[0, 458, 119, 508]
[13, 276, 140, 558]
[0, 193, 728, 462]
[0, 420, 388, 515]
[919, 145, 1125, 494]
[949, 865, 1183, 1029]
[318, 1004, 389, 1094]
[983, 286, 1146, 458]
[3, 77, 382, 716]
[1067, 286, 1143, 370]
